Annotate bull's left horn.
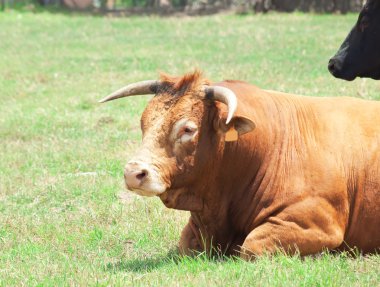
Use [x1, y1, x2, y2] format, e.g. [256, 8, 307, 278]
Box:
[99, 80, 160, 103]
[204, 86, 237, 124]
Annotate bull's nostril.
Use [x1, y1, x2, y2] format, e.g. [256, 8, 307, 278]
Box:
[136, 170, 148, 181]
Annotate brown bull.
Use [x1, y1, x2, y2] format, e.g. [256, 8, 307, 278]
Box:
[100, 71, 380, 258]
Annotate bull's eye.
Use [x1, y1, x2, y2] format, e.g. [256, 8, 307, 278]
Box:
[171, 119, 198, 145]
[184, 127, 194, 134]
[179, 126, 197, 139]
[178, 125, 198, 144]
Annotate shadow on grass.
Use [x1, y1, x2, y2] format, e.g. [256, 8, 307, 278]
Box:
[105, 246, 367, 274]
[105, 248, 181, 273]
[105, 247, 234, 273]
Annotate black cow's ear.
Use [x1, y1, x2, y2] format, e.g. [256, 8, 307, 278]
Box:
[218, 115, 256, 142]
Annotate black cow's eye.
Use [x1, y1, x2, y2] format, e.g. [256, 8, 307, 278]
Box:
[360, 16, 370, 31]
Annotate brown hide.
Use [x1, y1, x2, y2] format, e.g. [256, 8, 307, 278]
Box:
[121, 72, 380, 257]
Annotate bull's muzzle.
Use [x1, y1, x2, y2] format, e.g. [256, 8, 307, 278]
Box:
[123, 160, 166, 197]
[124, 162, 148, 190]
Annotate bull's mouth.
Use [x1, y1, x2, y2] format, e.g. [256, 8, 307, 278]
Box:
[158, 188, 204, 211]
[125, 180, 167, 197]
[127, 188, 159, 197]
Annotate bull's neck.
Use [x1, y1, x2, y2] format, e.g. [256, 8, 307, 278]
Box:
[194, 92, 317, 230]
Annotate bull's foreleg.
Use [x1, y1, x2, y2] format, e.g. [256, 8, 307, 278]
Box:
[240, 204, 345, 259]
[178, 218, 203, 256]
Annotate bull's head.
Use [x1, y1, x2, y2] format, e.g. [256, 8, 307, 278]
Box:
[99, 72, 255, 201]
[328, 0, 380, 81]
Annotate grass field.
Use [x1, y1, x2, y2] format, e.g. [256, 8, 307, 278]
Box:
[1, 10, 380, 286]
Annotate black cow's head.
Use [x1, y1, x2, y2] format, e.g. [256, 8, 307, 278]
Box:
[328, 0, 380, 81]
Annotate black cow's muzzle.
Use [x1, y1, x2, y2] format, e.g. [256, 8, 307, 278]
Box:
[328, 57, 356, 81]
[328, 58, 342, 76]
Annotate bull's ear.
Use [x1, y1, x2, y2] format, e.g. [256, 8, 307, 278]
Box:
[217, 115, 256, 142]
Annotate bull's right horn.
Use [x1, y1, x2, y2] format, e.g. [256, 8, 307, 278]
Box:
[204, 86, 238, 124]
[99, 80, 160, 103]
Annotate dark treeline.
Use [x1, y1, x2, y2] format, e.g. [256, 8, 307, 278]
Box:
[108, 0, 365, 13]
[2, 0, 364, 13]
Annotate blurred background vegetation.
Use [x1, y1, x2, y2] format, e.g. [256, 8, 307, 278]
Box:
[0, 0, 366, 14]
[1, 0, 379, 283]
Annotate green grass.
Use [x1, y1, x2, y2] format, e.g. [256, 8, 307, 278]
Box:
[0, 10, 379, 286]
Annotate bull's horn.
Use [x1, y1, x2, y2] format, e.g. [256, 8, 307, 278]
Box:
[204, 86, 237, 124]
[98, 80, 160, 103]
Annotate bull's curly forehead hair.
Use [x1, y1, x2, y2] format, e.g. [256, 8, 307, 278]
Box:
[158, 70, 211, 96]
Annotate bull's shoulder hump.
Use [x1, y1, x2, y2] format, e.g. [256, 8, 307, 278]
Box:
[213, 80, 263, 95]
[214, 80, 259, 89]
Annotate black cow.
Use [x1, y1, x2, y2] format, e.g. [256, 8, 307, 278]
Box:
[328, 0, 380, 81]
